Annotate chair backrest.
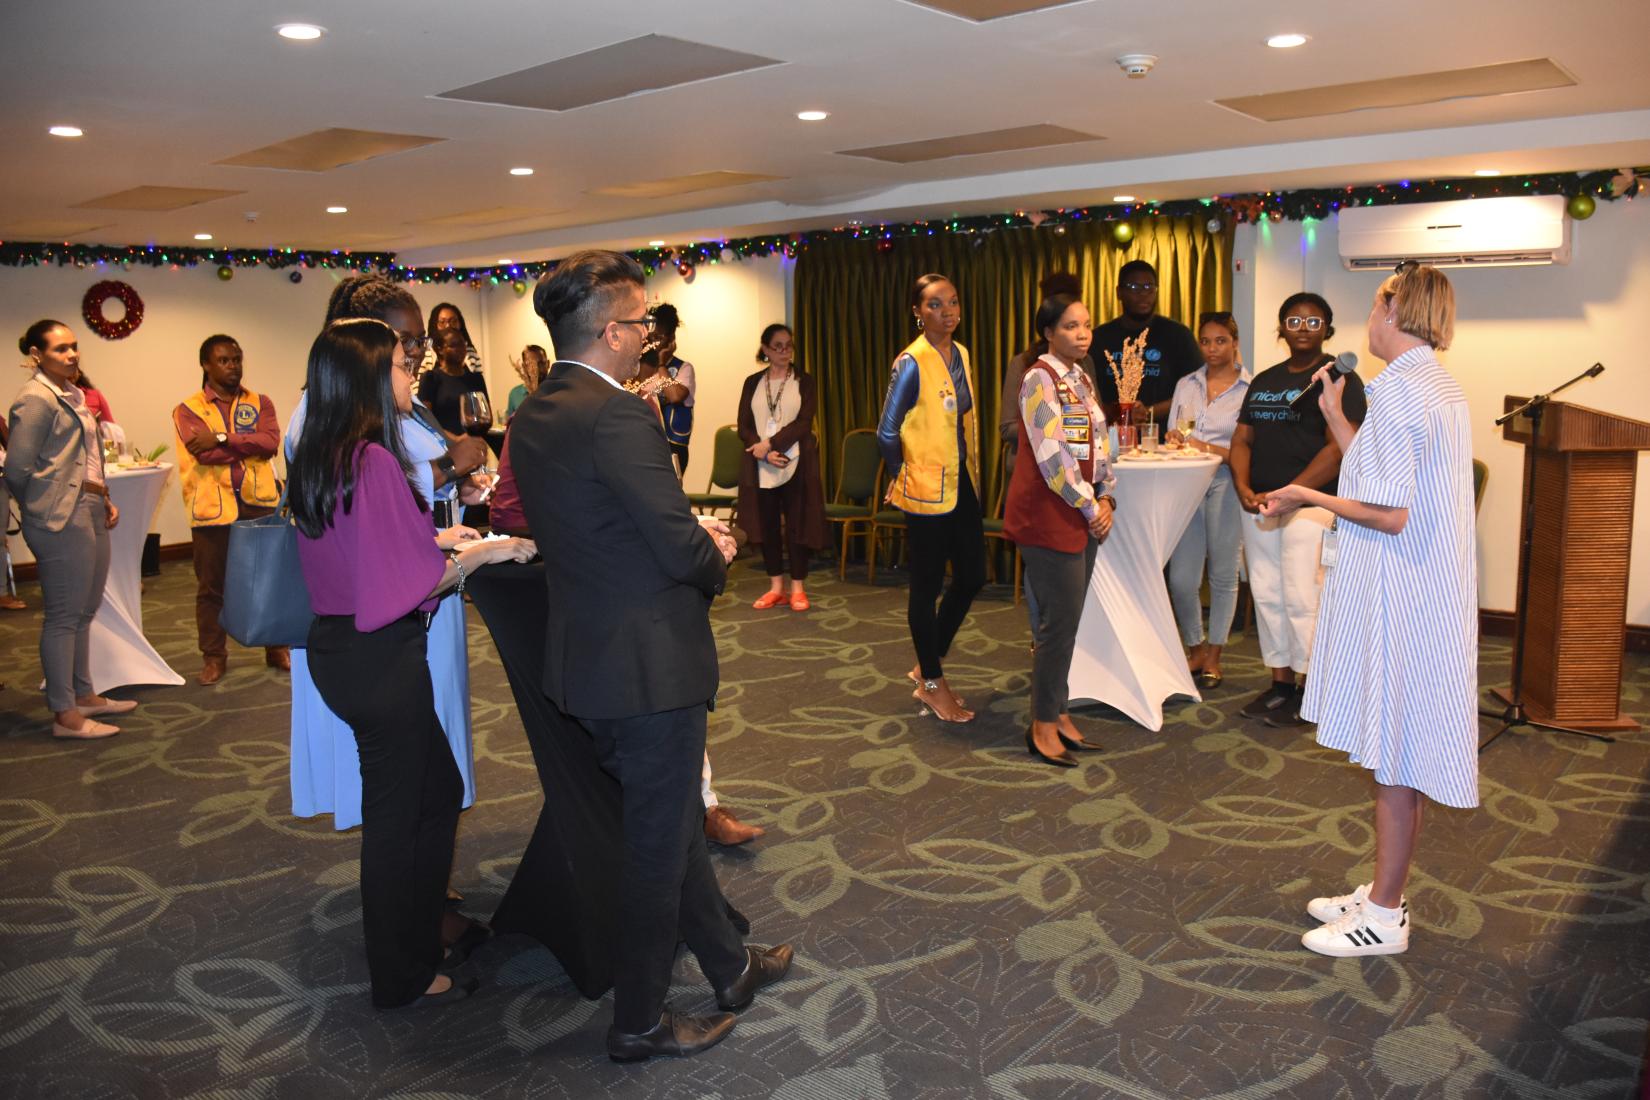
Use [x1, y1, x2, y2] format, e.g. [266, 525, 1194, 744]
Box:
[836, 428, 880, 504]
[1472, 458, 1488, 514]
[708, 425, 743, 490]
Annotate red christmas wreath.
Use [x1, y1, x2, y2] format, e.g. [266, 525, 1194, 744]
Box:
[82, 280, 144, 340]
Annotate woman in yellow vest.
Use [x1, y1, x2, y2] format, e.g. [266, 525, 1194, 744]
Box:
[877, 274, 986, 724]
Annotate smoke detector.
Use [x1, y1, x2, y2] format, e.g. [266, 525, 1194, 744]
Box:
[244, 211, 260, 223]
[1116, 53, 1158, 78]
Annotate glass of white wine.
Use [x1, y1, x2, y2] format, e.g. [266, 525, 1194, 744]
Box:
[1176, 417, 1197, 450]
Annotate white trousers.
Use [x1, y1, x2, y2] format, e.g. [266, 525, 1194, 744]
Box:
[1241, 506, 1332, 675]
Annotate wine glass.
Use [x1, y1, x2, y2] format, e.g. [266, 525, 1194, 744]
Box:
[459, 392, 495, 475]
[1176, 416, 1197, 451]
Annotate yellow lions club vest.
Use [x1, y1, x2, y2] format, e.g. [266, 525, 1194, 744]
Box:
[886, 336, 979, 516]
[175, 387, 279, 526]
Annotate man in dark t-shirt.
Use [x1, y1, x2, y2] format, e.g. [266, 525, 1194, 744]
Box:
[1091, 259, 1202, 419]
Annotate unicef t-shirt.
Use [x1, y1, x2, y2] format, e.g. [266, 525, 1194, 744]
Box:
[1238, 356, 1367, 494]
[1091, 314, 1202, 409]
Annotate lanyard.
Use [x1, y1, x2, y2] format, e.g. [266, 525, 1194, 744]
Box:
[762, 368, 791, 423]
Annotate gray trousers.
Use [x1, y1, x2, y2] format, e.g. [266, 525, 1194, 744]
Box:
[21, 494, 110, 712]
[1021, 536, 1100, 723]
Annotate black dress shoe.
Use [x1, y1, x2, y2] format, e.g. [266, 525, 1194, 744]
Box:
[713, 944, 795, 1012]
[607, 1010, 735, 1063]
[1026, 729, 1078, 768]
[440, 919, 492, 970]
[1239, 684, 1295, 719]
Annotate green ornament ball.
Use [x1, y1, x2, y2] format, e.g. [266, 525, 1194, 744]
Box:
[217, 265, 233, 281]
[1567, 194, 1596, 220]
[513, 281, 528, 297]
[1112, 222, 1135, 245]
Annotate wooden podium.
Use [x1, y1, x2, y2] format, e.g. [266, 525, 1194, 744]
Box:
[1497, 397, 1650, 732]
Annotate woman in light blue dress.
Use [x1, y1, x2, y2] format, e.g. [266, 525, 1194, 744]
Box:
[287, 279, 479, 829]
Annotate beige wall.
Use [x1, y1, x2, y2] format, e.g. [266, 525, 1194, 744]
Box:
[1, 256, 794, 563]
[1231, 198, 1650, 622]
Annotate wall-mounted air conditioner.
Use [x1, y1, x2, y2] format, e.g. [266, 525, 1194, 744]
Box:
[1338, 194, 1571, 269]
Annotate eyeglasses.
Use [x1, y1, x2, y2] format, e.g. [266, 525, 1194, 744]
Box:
[1394, 260, 1420, 275]
[1120, 281, 1157, 293]
[1283, 316, 1325, 331]
[611, 313, 657, 334]
[398, 333, 430, 354]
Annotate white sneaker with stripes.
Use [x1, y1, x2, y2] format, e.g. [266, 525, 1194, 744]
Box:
[1306, 883, 1409, 924]
[1302, 906, 1409, 957]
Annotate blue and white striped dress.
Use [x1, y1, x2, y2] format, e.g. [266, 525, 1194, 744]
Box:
[1302, 346, 1479, 808]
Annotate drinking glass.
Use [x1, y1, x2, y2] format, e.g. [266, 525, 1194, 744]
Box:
[1118, 424, 1138, 452]
[1141, 423, 1160, 453]
[459, 392, 493, 437]
[1176, 417, 1196, 448]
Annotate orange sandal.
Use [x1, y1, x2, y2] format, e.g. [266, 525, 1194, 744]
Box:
[752, 591, 787, 610]
[789, 591, 810, 611]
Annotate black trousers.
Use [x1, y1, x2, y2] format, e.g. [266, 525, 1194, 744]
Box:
[1021, 538, 1100, 722]
[307, 613, 462, 1008]
[581, 704, 746, 1032]
[904, 470, 987, 680]
[757, 479, 811, 580]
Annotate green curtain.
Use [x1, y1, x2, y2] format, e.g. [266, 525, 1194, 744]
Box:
[795, 215, 1233, 509]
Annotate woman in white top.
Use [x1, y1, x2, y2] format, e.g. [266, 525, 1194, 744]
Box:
[1165, 311, 1249, 688]
[1261, 263, 1475, 958]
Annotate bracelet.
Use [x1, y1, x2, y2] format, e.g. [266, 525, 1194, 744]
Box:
[449, 551, 467, 595]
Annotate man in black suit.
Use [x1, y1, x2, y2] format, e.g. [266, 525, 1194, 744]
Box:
[511, 250, 792, 1063]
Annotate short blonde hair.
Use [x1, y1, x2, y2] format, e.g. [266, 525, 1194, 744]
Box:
[1378, 264, 1455, 350]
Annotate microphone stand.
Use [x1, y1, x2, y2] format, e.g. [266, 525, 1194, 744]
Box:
[1479, 362, 1611, 752]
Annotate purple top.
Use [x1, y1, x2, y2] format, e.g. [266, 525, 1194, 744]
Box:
[296, 443, 444, 631]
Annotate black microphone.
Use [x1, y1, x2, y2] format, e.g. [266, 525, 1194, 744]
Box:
[1289, 351, 1358, 414]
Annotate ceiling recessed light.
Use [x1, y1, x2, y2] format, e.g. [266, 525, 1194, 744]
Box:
[1112, 195, 1136, 203]
[194, 233, 213, 241]
[325, 205, 348, 214]
[796, 110, 830, 122]
[509, 167, 534, 176]
[276, 23, 325, 40]
[497, 258, 514, 264]
[1266, 33, 1309, 48]
[648, 240, 666, 247]
[48, 125, 83, 138]
[1474, 168, 1502, 177]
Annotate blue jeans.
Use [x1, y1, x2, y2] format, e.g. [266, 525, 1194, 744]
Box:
[1168, 466, 1243, 647]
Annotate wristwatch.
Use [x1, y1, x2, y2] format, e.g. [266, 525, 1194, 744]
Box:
[214, 432, 227, 444]
[434, 453, 456, 479]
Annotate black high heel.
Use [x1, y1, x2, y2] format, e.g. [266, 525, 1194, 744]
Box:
[1026, 727, 1078, 768]
[1057, 728, 1104, 752]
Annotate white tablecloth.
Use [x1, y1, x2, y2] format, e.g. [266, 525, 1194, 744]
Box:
[1068, 452, 1220, 730]
[90, 464, 184, 692]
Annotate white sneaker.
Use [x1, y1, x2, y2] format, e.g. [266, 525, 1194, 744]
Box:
[1302, 906, 1409, 957]
[1306, 883, 1408, 924]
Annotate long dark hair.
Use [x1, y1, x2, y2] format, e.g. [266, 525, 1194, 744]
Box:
[18, 319, 68, 356]
[428, 302, 473, 347]
[287, 319, 423, 538]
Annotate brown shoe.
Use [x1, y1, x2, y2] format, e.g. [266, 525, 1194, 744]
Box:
[265, 647, 290, 671]
[0, 594, 25, 611]
[704, 805, 765, 846]
[198, 656, 227, 686]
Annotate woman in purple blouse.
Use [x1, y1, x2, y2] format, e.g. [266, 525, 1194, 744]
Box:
[288, 319, 534, 1009]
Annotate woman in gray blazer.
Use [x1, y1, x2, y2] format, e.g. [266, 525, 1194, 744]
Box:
[6, 320, 136, 739]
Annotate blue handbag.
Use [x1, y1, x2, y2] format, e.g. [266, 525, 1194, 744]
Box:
[219, 488, 314, 648]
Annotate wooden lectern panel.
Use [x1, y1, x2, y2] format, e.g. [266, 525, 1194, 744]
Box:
[1503, 397, 1648, 731]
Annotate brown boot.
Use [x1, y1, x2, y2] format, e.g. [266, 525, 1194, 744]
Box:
[704, 805, 765, 846]
[265, 647, 290, 671]
[199, 655, 227, 686]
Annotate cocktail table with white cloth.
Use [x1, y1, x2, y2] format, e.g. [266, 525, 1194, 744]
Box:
[90, 463, 184, 692]
[1067, 450, 1220, 730]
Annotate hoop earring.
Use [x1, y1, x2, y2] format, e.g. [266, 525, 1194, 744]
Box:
[914, 315, 923, 331]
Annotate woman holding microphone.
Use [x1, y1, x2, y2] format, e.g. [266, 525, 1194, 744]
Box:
[1003, 295, 1116, 766]
[1261, 263, 1475, 957]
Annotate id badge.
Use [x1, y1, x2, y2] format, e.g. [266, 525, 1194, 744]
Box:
[1320, 526, 1339, 569]
[764, 417, 780, 437]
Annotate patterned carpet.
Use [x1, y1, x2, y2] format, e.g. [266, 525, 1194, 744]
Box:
[1, 557, 1647, 1099]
